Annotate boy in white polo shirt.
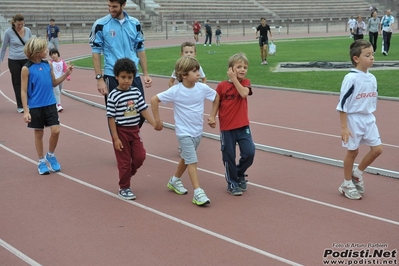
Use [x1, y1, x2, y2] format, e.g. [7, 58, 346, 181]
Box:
[336, 39, 383, 200]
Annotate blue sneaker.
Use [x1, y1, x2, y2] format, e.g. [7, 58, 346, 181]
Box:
[45, 153, 61, 172]
[38, 161, 50, 175]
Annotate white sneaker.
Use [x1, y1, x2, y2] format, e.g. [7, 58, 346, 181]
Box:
[204, 44, 206, 46]
[192, 188, 210, 205]
[167, 177, 188, 195]
[57, 105, 63, 112]
[338, 182, 362, 200]
[209, 44, 211, 46]
[352, 169, 365, 194]
[17, 108, 24, 113]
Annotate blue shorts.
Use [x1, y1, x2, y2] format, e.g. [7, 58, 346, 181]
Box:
[177, 135, 202, 164]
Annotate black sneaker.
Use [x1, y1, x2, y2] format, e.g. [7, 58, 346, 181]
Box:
[238, 180, 248, 192]
[227, 187, 243, 196]
[118, 188, 136, 200]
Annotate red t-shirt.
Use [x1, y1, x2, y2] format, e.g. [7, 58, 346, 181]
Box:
[193, 22, 201, 34]
[216, 79, 252, 131]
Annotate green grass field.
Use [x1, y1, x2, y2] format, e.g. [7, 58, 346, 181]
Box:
[73, 36, 399, 97]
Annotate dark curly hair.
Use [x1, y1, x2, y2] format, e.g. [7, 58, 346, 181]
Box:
[113, 58, 137, 77]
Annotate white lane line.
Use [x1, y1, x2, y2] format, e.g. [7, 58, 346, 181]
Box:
[0, 239, 42, 266]
[60, 124, 399, 226]
[0, 143, 302, 266]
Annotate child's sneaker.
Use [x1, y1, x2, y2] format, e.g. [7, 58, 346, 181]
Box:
[192, 188, 210, 206]
[57, 104, 63, 112]
[352, 170, 365, 194]
[238, 174, 248, 192]
[167, 177, 188, 195]
[338, 182, 362, 200]
[227, 187, 243, 196]
[45, 153, 61, 172]
[118, 188, 136, 200]
[38, 161, 50, 175]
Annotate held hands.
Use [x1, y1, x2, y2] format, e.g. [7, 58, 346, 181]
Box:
[207, 117, 216, 128]
[154, 120, 163, 131]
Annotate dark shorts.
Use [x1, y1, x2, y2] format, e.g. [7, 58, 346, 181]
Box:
[259, 36, 268, 46]
[28, 104, 59, 129]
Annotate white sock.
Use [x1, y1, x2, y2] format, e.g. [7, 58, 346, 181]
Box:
[353, 167, 363, 180]
[344, 179, 353, 186]
[171, 176, 180, 182]
[39, 158, 46, 163]
[47, 152, 55, 157]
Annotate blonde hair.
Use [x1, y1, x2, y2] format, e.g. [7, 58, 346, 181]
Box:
[227, 53, 249, 68]
[174, 57, 200, 82]
[24, 38, 48, 60]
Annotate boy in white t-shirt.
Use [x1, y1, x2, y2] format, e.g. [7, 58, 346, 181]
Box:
[168, 41, 207, 87]
[49, 48, 70, 112]
[151, 57, 219, 206]
[336, 40, 383, 200]
[348, 16, 356, 38]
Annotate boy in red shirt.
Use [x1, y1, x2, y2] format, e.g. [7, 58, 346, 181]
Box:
[208, 53, 255, 196]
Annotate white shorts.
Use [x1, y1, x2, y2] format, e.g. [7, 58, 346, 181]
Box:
[343, 113, 381, 150]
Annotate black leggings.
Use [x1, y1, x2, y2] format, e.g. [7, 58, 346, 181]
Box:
[8, 58, 28, 109]
[369, 31, 378, 52]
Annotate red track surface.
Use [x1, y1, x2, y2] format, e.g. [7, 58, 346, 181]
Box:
[1, 34, 398, 266]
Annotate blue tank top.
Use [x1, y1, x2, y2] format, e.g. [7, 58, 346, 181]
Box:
[26, 60, 56, 108]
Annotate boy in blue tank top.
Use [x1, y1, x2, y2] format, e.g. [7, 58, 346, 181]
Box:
[21, 38, 73, 175]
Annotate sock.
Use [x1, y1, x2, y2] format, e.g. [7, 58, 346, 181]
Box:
[171, 176, 179, 182]
[39, 158, 46, 163]
[353, 167, 363, 180]
[344, 179, 353, 186]
[47, 152, 55, 157]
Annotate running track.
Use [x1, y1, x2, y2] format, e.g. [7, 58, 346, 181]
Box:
[0, 34, 398, 266]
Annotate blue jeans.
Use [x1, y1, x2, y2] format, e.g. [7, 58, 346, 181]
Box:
[220, 126, 255, 189]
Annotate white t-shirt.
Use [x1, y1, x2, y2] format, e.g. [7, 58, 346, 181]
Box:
[171, 66, 206, 79]
[348, 18, 356, 28]
[157, 82, 216, 137]
[381, 15, 395, 32]
[51, 60, 65, 78]
[336, 69, 377, 115]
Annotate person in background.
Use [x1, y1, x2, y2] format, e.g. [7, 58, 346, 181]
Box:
[353, 15, 366, 41]
[0, 14, 32, 113]
[46, 19, 61, 50]
[49, 48, 70, 112]
[204, 20, 212, 46]
[255, 17, 273, 65]
[367, 10, 380, 52]
[348, 16, 356, 38]
[192, 20, 201, 44]
[380, 9, 395, 56]
[215, 25, 222, 46]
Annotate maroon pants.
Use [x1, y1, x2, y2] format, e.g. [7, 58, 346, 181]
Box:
[113, 125, 146, 189]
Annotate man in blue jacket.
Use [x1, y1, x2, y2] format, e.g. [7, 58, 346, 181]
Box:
[89, 0, 152, 127]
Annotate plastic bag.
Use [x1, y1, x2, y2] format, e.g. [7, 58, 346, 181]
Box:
[268, 41, 276, 55]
